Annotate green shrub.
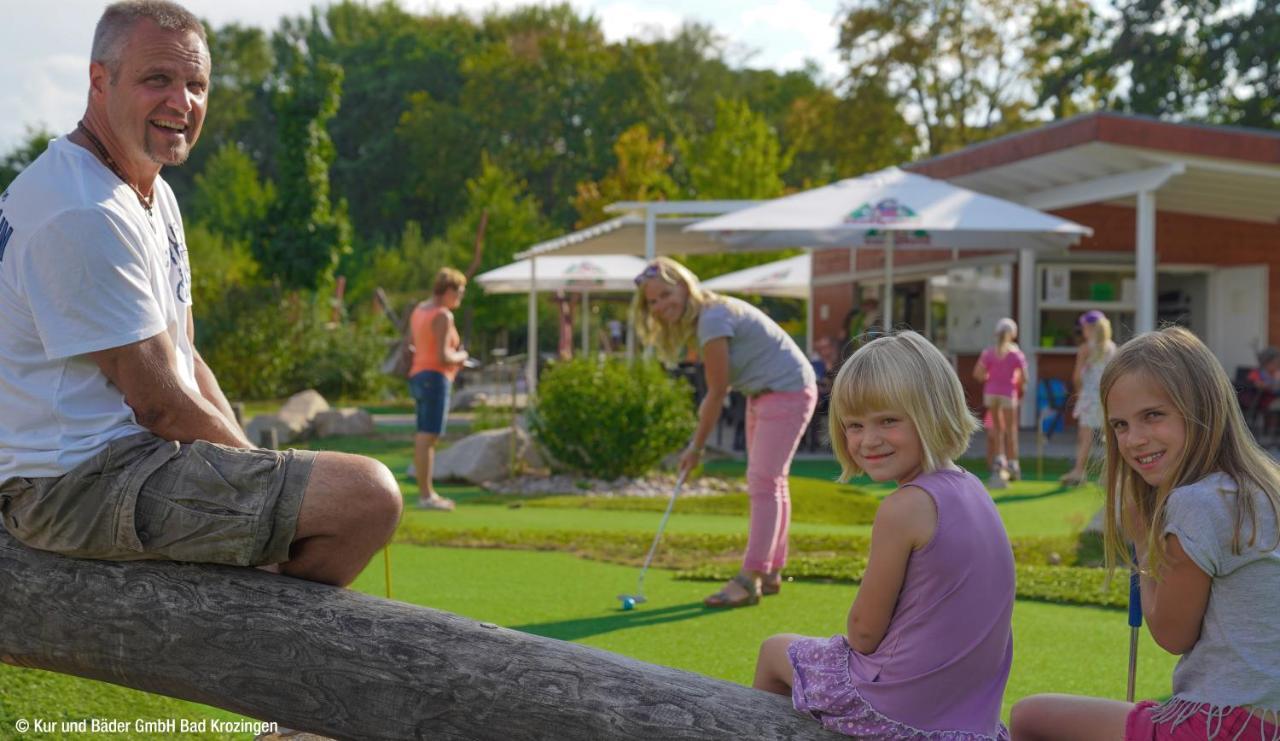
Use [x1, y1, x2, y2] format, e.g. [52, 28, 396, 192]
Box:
[202, 286, 394, 401]
[528, 358, 696, 479]
[471, 403, 516, 433]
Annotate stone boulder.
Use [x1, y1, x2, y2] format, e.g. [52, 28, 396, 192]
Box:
[243, 389, 331, 447]
[313, 408, 376, 438]
[434, 426, 544, 484]
[279, 389, 330, 429]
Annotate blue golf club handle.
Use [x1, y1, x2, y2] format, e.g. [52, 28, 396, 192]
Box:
[1128, 569, 1142, 628]
[1127, 543, 1143, 628]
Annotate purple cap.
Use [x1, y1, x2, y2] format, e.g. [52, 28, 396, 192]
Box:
[1078, 310, 1105, 326]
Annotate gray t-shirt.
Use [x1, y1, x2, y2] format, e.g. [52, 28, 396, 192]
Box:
[1162, 471, 1280, 711]
[696, 296, 814, 395]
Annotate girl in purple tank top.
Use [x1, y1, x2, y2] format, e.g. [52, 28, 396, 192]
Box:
[753, 331, 1016, 740]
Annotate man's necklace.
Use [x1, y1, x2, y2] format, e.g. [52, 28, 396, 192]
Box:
[76, 121, 155, 216]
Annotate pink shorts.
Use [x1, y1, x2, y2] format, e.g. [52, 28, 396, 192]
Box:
[1127, 701, 1280, 740]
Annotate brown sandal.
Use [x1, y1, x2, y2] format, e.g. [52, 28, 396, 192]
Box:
[703, 573, 761, 608]
[762, 571, 782, 596]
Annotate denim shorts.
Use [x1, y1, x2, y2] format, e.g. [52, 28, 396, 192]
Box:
[0, 432, 314, 566]
[409, 370, 451, 435]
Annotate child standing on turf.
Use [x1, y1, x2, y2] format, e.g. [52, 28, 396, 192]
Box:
[975, 317, 1027, 488]
[1011, 326, 1280, 741]
[753, 331, 1015, 740]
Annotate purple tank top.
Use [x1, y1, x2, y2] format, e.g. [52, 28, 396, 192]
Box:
[848, 467, 1015, 734]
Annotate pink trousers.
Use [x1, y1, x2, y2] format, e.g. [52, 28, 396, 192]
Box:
[742, 385, 817, 573]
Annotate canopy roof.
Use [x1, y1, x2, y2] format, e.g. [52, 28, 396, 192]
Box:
[687, 167, 1092, 251]
[701, 254, 810, 299]
[474, 255, 648, 294]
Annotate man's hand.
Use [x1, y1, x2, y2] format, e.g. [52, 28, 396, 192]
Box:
[90, 331, 250, 447]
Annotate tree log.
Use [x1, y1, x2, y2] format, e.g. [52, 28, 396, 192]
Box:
[0, 530, 842, 740]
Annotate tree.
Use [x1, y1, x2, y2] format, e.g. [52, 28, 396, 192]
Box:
[572, 124, 679, 228]
[460, 5, 617, 228]
[783, 82, 917, 186]
[440, 156, 554, 351]
[0, 127, 55, 192]
[837, 0, 1057, 156]
[189, 142, 274, 242]
[256, 58, 351, 291]
[680, 97, 790, 200]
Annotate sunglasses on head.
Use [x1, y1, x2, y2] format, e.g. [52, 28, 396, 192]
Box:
[633, 263, 661, 286]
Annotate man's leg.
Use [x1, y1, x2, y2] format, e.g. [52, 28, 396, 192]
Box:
[283, 452, 403, 587]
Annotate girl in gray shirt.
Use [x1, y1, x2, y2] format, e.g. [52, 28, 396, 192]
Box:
[1012, 326, 1280, 740]
[633, 257, 816, 609]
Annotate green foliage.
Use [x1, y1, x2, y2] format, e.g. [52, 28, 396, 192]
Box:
[0, 126, 54, 191]
[470, 403, 517, 433]
[528, 358, 696, 479]
[680, 97, 789, 200]
[189, 142, 274, 240]
[257, 58, 351, 290]
[838, 0, 1059, 156]
[572, 123, 679, 227]
[201, 287, 393, 401]
[185, 224, 259, 332]
[441, 156, 554, 350]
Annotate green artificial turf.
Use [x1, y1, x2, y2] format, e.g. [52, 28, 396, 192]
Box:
[352, 544, 1177, 722]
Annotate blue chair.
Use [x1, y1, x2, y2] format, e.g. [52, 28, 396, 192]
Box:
[1038, 379, 1068, 438]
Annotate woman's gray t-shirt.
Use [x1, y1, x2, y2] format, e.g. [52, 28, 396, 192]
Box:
[696, 296, 815, 395]
[1160, 471, 1280, 712]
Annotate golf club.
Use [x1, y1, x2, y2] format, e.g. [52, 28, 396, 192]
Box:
[617, 470, 688, 610]
[1127, 546, 1143, 702]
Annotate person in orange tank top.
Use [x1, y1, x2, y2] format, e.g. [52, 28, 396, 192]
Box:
[408, 268, 469, 511]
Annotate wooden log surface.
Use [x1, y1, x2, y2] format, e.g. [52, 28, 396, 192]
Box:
[0, 530, 843, 740]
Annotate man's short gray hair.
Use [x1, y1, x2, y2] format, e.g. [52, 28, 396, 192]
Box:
[91, 1, 207, 79]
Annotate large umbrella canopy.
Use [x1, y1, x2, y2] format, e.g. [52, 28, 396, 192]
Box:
[474, 255, 648, 294]
[474, 254, 648, 360]
[701, 253, 810, 299]
[687, 167, 1092, 331]
[687, 166, 1091, 250]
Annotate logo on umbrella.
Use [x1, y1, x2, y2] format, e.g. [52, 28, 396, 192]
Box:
[844, 198, 918, 224]
[565, 260, 606, 287]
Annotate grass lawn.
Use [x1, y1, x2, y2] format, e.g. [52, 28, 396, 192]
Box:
[350, 545, 1177, 722]
[2, 426, 1137, 738]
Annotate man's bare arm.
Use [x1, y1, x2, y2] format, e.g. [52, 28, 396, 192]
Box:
[187, 307, 242, 435]
[89, 331, 251, 448]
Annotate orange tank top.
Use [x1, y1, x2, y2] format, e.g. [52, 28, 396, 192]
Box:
[409, 302, 461, 381]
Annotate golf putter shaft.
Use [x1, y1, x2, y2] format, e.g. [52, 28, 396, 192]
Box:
[1127, 549, 1143, 702]
[634, 471, 687, 598]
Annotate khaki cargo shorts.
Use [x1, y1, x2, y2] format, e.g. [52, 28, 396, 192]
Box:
[0, 432, 315, 566]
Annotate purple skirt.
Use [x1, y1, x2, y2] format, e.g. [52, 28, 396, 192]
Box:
[787, 635, 1010, 741]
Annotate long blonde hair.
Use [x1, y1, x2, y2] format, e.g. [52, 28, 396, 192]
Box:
[828, 331, 979, 482]
[1086, 315, 1115, 363]
[630, 257, 732, 362]
[1101, 326, 1280, 577]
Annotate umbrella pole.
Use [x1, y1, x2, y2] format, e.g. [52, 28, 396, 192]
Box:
[883, 231, 895, 333]
[582, 291, 590, 356]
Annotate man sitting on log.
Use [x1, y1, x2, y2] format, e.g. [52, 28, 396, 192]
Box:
[0, 0, 401, 586]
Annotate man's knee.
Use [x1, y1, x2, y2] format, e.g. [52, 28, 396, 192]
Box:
[300, 453, 402, 537]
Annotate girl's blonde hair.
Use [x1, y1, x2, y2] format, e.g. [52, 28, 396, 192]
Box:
[1100, 326, 1280, 577]
[1086, 315, 1114, 363]
[630, 256, 733, 362]
[828, 331, 979, 482]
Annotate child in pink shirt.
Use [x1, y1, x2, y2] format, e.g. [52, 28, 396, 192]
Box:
[974, 318, 1027, 488]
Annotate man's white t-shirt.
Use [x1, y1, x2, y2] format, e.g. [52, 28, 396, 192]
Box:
[0, 136, 196, 479]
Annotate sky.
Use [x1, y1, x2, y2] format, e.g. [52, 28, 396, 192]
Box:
[0, 0, 845, 153]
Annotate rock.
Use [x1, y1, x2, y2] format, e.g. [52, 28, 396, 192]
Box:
[278, 389, 330, 430]
[313, 408, 375, 438]
[245, 414, 297, 448]
[434, 427, 543, 484]
[1083, 506, 1106, 534]
[450, 388, 488, 411]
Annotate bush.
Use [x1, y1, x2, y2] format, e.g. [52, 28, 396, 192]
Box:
[202, 286, 395, 401]
[528, 358, 696, 479]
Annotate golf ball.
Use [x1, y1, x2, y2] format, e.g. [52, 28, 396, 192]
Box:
[621, 597, 636, 611]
